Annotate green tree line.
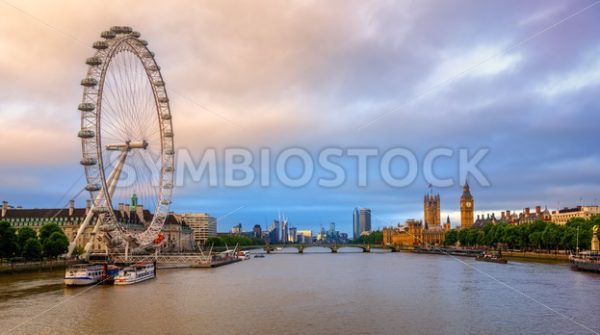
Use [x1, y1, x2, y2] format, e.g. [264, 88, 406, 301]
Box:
[355, 231, 383, 245]
[443, 216, 600, 251]
[0, 222, 69, 261]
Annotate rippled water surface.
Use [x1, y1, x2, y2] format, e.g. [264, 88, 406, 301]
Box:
[1, 251, 599, 335]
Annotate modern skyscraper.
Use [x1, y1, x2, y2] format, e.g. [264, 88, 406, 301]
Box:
[424, 193, 441, 228]
[231, 223, 242, 234]
[325, 222, 340, 243]
[289, 227, 297, 243]
[353, 208, 360, 240]
[460, 181, 474, 228]
[281, 218, 289, 244]
[268, 220, 280, 243]
[359, 208, 371, 234]
[252, 224, 262, 238]
[277, 212, 289, 244]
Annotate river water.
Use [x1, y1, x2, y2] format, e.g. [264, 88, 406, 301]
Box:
[1, 249, 599, 335]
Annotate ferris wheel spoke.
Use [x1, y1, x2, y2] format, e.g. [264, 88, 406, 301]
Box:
[129, 154, 158, 213]
[106, 64, 129, 122]
[126, 55, 147, 136]
[109, 64, 137, 140]
[119, 53, 140, 131]
[144, 124, 162, 137]
[118, 55, 152, 142]
[100, 105, 130, 140]
[103, 109, 128, 138]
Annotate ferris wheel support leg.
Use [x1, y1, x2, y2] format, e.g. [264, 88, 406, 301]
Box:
[125, 241, 129, 261]
[81, 216, 102, 257]
[67, 151, 128, 257]
[67, 208, 95, 257]
[81, 151, 129, 256]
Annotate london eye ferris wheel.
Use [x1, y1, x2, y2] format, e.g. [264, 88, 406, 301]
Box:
[68, 26, 174, 256]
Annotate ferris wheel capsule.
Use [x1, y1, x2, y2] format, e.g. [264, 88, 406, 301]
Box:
[80, 78, 98, 87]
[86, 57, 102, 66]
[110, 26, 132, 34]
[80, 157, 97, 166]
[85, 183, 101, 192]
[78, 103, 95, 111]
[78, 129, 95, 138]
[93, 41, 109, 50]
[101, 31, 116, 39]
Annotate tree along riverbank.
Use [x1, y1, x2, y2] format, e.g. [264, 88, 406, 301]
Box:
[444, 216, 600, 252]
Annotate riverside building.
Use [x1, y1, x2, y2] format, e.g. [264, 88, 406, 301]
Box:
[551, 206, 600, 225]
[383, 187, 452, 247]
[1, 198, 195, 252]
[359, 208, 371, 234]
[175, 212, 217, 248]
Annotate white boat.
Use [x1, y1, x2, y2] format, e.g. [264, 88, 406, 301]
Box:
[236, 251, 250, 260]
[114, 263, 155, 285]
[64, 264, 105, 286]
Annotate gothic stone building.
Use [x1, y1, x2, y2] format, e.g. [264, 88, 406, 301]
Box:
[383, 217, 451, 247]
[383, 189, 452, 247]
[460, 182, 474, 229]
[1, 199, 195, 253]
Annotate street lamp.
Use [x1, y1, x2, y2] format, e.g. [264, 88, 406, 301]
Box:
[576, 225, 580, 255]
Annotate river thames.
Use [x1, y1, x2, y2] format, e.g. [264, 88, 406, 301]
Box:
[1, 250, 599, 335]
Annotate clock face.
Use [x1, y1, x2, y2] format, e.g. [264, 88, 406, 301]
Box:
[465, 201, 472, 208]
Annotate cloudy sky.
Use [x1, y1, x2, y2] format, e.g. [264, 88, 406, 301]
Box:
[1, 0, 599, 234]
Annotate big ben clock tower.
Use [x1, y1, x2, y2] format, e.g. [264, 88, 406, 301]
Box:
[460, 181, 474, 228]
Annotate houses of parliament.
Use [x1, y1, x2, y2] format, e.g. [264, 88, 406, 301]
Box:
[383, 182, 474, 247]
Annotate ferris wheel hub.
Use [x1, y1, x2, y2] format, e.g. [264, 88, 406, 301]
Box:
[105, 140, 149, 151]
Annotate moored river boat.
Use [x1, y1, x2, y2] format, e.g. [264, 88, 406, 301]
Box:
[114, 263, 155, 285]
[64, 264, 104, 286]
[64, 264, 120, 286]
[475, 252, 508, 264]
[569, 252, 600, 273]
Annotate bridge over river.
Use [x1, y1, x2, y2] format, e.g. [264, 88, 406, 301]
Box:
[104, 244, 408, 266]
[241, 243, 396, 254]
